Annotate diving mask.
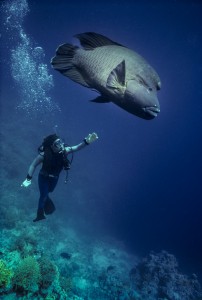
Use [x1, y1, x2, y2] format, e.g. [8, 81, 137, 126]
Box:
[52, 139, 65, 152]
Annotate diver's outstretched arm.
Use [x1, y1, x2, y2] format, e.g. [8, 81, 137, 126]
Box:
[65, 132, 98, 153]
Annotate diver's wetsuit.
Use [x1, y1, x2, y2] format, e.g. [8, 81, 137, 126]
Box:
[37, 149, 66, 214]
[38, 172, 58, 209]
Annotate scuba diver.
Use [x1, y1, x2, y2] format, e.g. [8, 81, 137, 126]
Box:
[21, 132, 98, 222]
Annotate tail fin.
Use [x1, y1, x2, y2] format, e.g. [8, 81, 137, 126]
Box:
[51, 43, 77, 71]
[51, 43, 90, 88]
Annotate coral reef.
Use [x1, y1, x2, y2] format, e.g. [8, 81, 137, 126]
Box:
[0, 193, 201, 300]
[129, 251, 202, 300]
[0, 210, 202, 300]
[0, 260, 13, 290]
[39, 256, 58, 290]
[13, 256, 41, 294]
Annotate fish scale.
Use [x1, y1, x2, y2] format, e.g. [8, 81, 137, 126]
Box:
[75, 46, 152, 89]
[51, 32, 161, 120]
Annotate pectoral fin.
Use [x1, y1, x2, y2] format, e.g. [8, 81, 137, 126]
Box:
[106, 60, 126, 93]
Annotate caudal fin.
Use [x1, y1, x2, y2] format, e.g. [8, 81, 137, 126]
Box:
[51, 43, 76, 71]
[51, 43, 90, 88]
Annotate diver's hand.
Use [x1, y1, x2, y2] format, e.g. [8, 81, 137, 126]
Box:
[21, 179, 32, 188]
[84, 132, 98, 144]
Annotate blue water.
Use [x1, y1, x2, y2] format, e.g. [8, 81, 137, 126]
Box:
[0, 0, 202, 299]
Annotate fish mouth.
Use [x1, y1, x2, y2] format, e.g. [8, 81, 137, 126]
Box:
[143, 106, 160, 119]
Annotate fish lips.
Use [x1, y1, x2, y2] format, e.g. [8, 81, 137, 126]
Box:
[143, 105, 160, 119]
[125, 81, 160, 119]
[122, 96, 160, 120]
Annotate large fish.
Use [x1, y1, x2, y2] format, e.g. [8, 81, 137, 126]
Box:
[51, 32, 161, 120]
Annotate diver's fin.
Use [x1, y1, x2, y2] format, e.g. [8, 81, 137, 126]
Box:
[74, 32, 124, 50]
[44, 197, 56, 215]
[106, 60, 126, 93]
[51, 43, 90, 87]
[33, 209, 46, 222]
[90, 96, 110, 103]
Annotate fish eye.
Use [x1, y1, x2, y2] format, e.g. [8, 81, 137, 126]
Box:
[148, 87, 152, 91]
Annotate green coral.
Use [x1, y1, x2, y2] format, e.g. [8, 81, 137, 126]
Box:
[60, 276, 73, 294]
[0, 260, 13, 288]
[45, 295, 57, 300]
[13, 256, 41, 293]
[39, 257, 58, 289]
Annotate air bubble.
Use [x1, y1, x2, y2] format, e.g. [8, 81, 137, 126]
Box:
[1, 0, 60, 116]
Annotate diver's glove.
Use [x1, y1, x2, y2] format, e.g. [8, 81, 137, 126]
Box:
[84, 132, 98, 145]
[21, 175, 32, 188]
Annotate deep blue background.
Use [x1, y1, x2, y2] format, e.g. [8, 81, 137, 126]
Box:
[1, 0, 202, 279]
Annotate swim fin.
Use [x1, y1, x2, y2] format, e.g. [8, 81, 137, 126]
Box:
[44, 197, 56, 215]
[33, 208, 46, 222]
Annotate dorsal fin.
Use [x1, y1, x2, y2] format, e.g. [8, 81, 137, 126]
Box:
[74, 32, 124, 50]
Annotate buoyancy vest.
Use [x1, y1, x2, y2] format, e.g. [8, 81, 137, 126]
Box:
[40, 148, 68, 177]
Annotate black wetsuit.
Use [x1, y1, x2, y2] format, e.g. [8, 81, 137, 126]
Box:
[37, 149, 66, 210]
